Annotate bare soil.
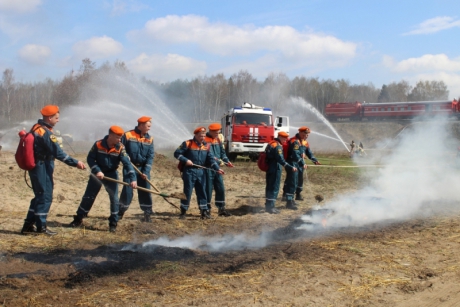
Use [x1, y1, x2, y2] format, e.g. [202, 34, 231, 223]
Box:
[1, 122, 460, 306]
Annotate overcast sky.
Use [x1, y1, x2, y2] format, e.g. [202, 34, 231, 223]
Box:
[1, 0, 460, 99]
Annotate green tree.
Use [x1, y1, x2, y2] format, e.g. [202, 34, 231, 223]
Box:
[377, 84, 391, 102]
[408, 80, 449, 101]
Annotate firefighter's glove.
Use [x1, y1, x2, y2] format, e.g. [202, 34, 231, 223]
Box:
[314, 161, 321, 165]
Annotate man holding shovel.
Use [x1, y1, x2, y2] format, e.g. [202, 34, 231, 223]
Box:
[174, 127, 224, 219]
[118, 116, 154, 222]
[204, 123, 234, 217]
[265, 131, 297, 214]
[69, 126, 137, 232]
[284, 126, 320, 209]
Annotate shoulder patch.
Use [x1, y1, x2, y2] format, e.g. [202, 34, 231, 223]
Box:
[50, 135, 57, 143]
[278, 149, 282, 155]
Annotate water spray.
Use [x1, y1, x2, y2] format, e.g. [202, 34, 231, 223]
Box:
[290, 97, 350, 152]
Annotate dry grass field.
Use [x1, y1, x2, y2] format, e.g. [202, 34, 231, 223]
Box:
[1, 121, 460, 306]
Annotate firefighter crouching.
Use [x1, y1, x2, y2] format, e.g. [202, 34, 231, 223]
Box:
[284, 126, 320, 209]
[119, 116, 154, 222]
[21, 105, 86, 236]
[69, 126, 137, 232]
[265, 131, 297, 214]
[204, 123, 234, 217]
[174, 127, 224, 219]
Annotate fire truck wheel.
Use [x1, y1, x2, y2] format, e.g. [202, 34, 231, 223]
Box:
[228, 153, 237, 162]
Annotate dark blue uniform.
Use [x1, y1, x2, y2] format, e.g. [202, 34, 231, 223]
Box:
[298, 139, 318, 194]
[265, 138, 294, 210]
[119, 127, 154, 215]
[174, 138, 219, 211]
[282, 135, 318, 200]
[204, 133, 230, 211]
[24, 119, 79, 229]
[285, 134, 319, 200]
[76, 136, 136, 226]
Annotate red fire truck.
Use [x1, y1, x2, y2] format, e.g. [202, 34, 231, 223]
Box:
[221, 103, 289, 161]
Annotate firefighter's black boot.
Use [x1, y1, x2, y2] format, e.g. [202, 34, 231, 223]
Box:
[69, 215, 83, 228]
[20, 221, 36, 235]
[281, 192, 287, 201]
[142, 211, 152, 223]
[179, 208, 187, 219]
[36, 226, 57, 236]
[286, 200, 298, 210]
[200, 209, 211, 220]
[295, 192, 304, 201]
[218, 207, 232, 217]
[266, 207, 280, 214]
[109, 222, 117, 233]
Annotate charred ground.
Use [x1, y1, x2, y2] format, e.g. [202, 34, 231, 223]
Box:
[1, 121, 460, 306]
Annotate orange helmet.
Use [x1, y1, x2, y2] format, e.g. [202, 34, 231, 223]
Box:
[299, 126, 311, 133]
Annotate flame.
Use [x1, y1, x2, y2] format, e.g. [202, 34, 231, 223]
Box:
[321, 218, 328, 227]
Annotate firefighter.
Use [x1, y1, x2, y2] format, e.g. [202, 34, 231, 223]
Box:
[118, 116, 154, 222]
[350, 140, 355, 156]
[204, 123, 234, 216]
[21, 105, 86, 236]
[174, 127, 224, 219]
[69, 126, 137, 232]
[265, 131, 297, 214]
[285, 126, 320, 207]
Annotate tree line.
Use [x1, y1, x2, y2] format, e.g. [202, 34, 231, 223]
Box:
[0, 59, 451, 128]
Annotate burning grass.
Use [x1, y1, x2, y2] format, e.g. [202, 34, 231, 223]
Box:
[2, 149, 460, 306]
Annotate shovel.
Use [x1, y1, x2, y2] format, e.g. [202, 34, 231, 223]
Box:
[192, 164, 223, 173]
[102, 176, 186, 200]
[130, 163, 163, 194]
[129, 163, 186, 211]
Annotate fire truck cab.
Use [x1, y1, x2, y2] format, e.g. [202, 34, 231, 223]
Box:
[221, 102, 289, 161]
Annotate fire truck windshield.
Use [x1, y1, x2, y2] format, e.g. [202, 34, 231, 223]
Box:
[234, 113, 272, 126]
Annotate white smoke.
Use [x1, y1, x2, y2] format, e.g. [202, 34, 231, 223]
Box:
[123, 100, 460, 253]
[321, 118, 460, 228]
[124, 232, 270, 252]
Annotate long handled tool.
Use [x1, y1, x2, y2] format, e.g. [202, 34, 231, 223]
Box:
[192, 164, 220, 172]
[130, 163, 184, 211]
[102, 176, 186, 201]
[130, 163, 162, 193]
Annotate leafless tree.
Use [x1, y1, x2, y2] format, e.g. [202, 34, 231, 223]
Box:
[1, 69, 15, 123]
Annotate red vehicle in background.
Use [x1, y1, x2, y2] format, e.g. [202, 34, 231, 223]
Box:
[324, 101, 363, 121]
[221, 103, 289, 161]
[325, 99, 460, 121]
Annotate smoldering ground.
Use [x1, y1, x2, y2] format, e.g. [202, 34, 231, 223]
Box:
[127, 117, 460, 253]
